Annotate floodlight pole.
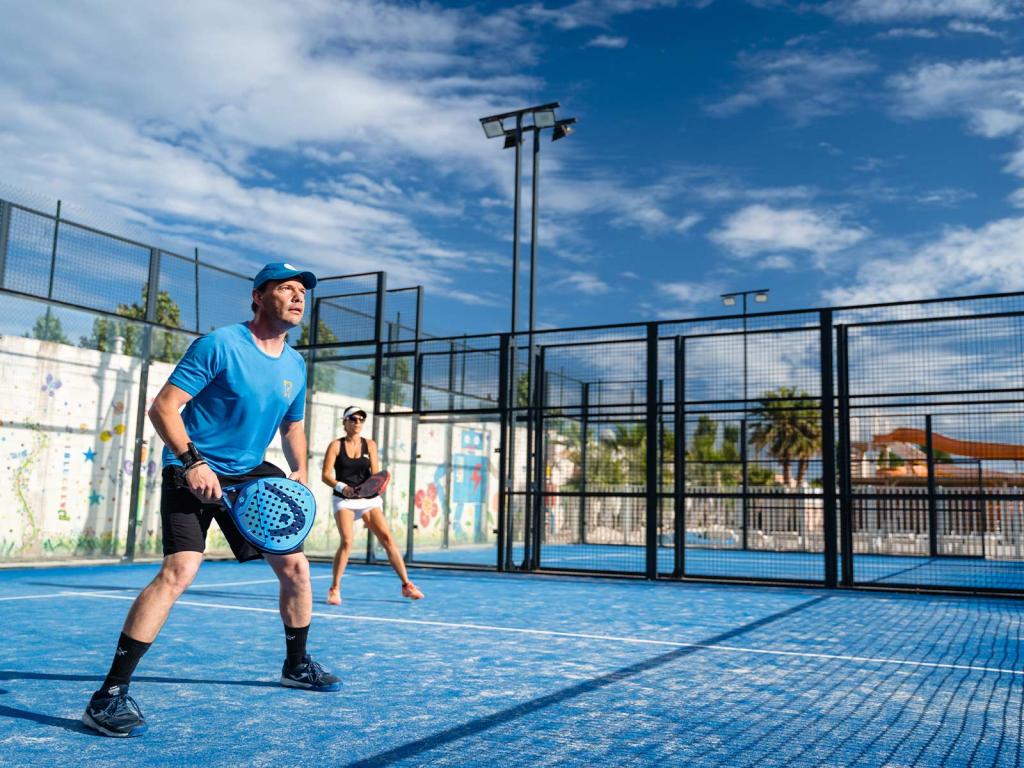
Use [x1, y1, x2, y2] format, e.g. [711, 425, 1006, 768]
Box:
[529, 124, 540, 351]
[511, 113, 524, 338]
[479, 102, 575, 571]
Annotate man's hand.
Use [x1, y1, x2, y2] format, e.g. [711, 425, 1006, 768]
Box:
[288, 470, 308, 487]
[184, 463, 222, 503]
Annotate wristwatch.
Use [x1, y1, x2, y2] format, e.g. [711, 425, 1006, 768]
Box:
[177, 442, 203, 470]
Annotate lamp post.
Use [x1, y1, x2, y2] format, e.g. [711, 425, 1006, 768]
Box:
[480, 103, 577, 569]
[479, 103, 576, 341]
[721, 289, 769, 551]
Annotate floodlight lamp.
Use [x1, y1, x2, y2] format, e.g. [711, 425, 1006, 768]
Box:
[481, 118, 504, 139]
[722, 295, 737, 307]
[754, 291, 769, 303]
[503, 132, 518, 150]
[552, 121, 574, 141]
[533, 109, 556, 128]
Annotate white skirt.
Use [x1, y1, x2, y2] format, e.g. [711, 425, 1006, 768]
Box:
[332, 495, 383, 521]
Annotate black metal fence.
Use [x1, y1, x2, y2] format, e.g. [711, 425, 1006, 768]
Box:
[377, 294, 1024, 596]
[3, 193, 1023, 596]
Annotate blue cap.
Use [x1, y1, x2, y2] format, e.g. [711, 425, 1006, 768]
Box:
[252, 262, 317, 291]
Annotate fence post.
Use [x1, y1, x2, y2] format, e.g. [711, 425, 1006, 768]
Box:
[0, 199, 11, 288]
[530, 347, 546, 570]
[405, 289, 423, 563]
[819, 310, 838, 588]
[124, 247, 161, 562]
[365, 273, 387, 563]
[579, 381, 589, 546]
[47, 200, 61, 301]
[836, 324, 854, 586]
[645, 323, 659, 579]
[674, 335, 686, 578]
[926, 414, 938, 557]
[370, 272, 387, 412]
[496, 334, 510, 570]
[441, 340, 456, 552]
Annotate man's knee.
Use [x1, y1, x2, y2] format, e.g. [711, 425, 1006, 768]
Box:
[276, 555, 310, 587]
[155, 555, 201, 594]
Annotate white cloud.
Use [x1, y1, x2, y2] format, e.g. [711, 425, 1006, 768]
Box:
[889, 58, 1024, 133]
[586, 35, 629, 48]
[874, 27, 940, 38]
[555, 271, 611, 295]
[889, 57, 1024, 183]
[948, 19, 1004, 35]
[710, 205, 869, 259]
[0, 0, 558, 308]
[658, 281, 720, 306]
[824, 216, 1024, 305]
[674, 213, 703, 233]
[708, 48, 877, 123]
[522, 0, 680, 30]
[821, 0, 1019, 23]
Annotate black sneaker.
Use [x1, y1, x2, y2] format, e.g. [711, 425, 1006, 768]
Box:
[280, 655, 341, 691]
[82, 685, 148, 737]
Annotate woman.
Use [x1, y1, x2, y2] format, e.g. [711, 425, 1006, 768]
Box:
[321, 405, 424, 604]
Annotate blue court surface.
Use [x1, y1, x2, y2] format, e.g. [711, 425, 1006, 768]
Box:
[1, 561, 1021, 767]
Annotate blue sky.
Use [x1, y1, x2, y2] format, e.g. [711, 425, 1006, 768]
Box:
[2, 0, 1024, 338]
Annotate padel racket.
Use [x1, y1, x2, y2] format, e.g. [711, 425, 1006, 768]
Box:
[221, 478, 317, 555]
[351, 470, 390, 499]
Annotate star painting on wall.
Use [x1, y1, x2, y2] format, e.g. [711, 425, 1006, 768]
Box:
[83, 448, 96, 462]
[88, 489, 103, 506]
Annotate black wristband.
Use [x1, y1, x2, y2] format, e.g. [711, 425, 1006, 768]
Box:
[176, 442, 203, 470]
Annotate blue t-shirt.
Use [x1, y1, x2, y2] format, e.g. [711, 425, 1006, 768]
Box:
[162, 323, 307, 476]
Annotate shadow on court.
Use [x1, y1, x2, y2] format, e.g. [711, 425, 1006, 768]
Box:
[0, 704, 86, 734]
[0, 671, 280, 688]
[344, 594, 831, 767]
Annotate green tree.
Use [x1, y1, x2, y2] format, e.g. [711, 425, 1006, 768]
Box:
[29, 310, 70, 343]
[750, 386, 822, 487]
[298, 320, 340, 392]
[80, 287, 187, 363]
[380, 356, 411, 408]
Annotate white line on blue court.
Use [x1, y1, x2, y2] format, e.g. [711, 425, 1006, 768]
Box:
[58, 591, 1024, 678]
[188, 571, 383, 590]
[0, 593, 74, 601]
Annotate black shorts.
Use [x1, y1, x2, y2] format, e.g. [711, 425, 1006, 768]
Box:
[160, 461, 294, 562]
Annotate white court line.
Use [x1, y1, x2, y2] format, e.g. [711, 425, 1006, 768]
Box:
[186, 571, 385, 590]
[189, 574, 333, 590]
[58, 591, 1023, 678]
[0, 593, 71, 602]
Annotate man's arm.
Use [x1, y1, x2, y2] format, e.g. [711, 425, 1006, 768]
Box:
[149, 382, 221, 502]
[280, 419, 308, 485]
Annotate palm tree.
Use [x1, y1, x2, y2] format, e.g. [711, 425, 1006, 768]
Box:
[750, 386, 821, 487]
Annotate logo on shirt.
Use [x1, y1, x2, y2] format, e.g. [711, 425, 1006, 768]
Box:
[283, 379, 293, 399]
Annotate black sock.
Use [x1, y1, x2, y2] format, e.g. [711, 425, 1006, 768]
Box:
[284, 624, 309, 668]
[99, 632, 152, 695]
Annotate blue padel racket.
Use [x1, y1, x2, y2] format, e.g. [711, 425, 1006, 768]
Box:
[221, 478, 317, 555]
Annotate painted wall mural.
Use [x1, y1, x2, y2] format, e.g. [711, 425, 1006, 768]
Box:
[1, 334, 503, 564]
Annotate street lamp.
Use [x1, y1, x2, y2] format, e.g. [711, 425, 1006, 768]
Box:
[720, 288, 770, 551]
[480, 102, 577, 570]
[479, 102, 577, 342]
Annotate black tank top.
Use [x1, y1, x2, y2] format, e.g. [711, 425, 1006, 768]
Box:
[335, 437, 371, 486]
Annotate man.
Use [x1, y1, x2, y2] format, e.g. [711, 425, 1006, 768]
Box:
[83, 262, 340, 738]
